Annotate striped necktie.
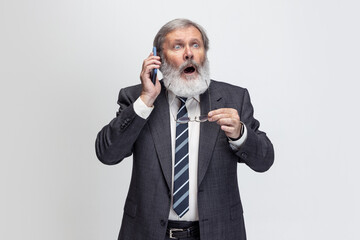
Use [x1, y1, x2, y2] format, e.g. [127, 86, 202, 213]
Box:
[173, 97, 189, 218]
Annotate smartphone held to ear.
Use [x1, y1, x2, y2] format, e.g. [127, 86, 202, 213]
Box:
[151, 47, 157, 85]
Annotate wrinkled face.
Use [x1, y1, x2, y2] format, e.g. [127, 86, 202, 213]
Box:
[162, 26, 206, 80]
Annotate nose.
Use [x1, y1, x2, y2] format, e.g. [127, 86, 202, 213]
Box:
[184, 46, 193, 60]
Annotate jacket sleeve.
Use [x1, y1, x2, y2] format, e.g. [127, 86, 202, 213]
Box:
[235, 88, 275, 172]
[95, 87, 148, 165]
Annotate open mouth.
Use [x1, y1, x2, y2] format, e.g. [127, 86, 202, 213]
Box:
[183, 66, 196, 74]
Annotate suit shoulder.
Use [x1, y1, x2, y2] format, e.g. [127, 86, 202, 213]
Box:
[119, 83, 142, 95]
[117, 83, 142, 102]
[210, 79, 247, 94]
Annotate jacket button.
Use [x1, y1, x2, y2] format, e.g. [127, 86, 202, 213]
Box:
[241, 152, 248, 159]
[160, 219, 166, 226]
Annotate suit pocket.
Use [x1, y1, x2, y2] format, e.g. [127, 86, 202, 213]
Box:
[230, 202, 243, 220]
[124, 199, 137, 218]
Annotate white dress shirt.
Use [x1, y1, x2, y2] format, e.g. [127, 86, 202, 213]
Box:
[133, 91, 247, 221]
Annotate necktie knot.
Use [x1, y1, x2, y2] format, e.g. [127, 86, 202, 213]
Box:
[178, 97, 187, 105]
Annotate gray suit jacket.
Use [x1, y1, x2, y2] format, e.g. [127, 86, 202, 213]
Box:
[95, 80, 274, 240]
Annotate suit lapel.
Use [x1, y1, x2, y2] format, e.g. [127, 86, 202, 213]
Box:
[198, 82, 224, 187]
[147, 81, 225, 190]
[147, 85, 172, 191]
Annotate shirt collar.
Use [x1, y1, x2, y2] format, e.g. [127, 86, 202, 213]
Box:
[167, 90, 200, 106]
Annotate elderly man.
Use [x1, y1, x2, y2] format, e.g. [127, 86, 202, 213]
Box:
[96, 18, 274, 240]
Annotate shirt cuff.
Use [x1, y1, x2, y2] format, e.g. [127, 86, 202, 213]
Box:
[229, 123, 248, 151]
[133, 97, 154, 119]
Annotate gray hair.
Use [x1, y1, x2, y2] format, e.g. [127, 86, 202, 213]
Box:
[153, 19, 209, 58]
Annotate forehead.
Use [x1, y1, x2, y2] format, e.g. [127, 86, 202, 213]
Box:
[164, 26, 203, 43]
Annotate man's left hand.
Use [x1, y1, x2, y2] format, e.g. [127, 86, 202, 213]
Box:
[208, 108, 243, 139]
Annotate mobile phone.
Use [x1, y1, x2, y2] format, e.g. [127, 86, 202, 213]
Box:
[151, 46, 157, 85]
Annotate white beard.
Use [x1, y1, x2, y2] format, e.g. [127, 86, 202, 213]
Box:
[160, 57, 211, 98]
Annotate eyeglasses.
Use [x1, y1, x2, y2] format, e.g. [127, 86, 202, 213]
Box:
[167, 79, 212, 124]
[177, 114, 209, 123]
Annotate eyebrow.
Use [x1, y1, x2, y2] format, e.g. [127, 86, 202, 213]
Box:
[172, 38, 201, 43]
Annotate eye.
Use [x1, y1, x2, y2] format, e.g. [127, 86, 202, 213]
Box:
[193, 43, 199, 48]
[174, 45, 181, 50]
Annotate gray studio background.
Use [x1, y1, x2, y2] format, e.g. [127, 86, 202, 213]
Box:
[1, 0, 359, 239]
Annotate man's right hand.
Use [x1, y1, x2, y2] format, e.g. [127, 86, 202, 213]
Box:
[140, 52, 162, 107]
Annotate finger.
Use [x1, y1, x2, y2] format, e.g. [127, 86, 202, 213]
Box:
[221, 125, 235, 134]
[144, 63, 160, 74]
[141, 66, 160, 84]
[146, 56, 161, 61]
[148, 51, 161, 60]
[208, 113, 230, 122]
[209, 113, 239, 122]
[208, 108, 237, 117]
[147, 51, 161, 60]
[208, 108, 235, 114]
[216, 117, 239, 127]
[221, 125, 241, 139]
[145, 60, 162, 68]
[141, 59, 161, 74]
[143, 58, 161, 68]
[142, 55, 161, 67]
